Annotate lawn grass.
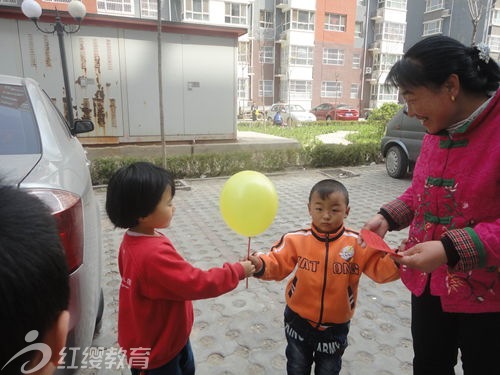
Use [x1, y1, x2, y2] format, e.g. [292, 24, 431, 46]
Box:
[238, 120, 385, 147]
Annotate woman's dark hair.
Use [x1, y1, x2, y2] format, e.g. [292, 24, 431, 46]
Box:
[106, 162, 176, 229]
[309, 179, 349, 206]
[387, 35, 500, 94]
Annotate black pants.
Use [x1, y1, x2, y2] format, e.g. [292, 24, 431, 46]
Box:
[411, 284, 500, 375]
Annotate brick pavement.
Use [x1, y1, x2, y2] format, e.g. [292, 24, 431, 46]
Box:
[88, 164, 463, 375]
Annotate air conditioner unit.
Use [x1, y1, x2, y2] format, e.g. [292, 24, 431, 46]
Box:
[365, 67, 372, 74]
[441, 9, 451, 17]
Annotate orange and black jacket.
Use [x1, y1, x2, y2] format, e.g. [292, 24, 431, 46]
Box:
[255, 224, 400, 326]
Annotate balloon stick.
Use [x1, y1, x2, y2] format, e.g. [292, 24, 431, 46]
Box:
[246, 236, 251, 289]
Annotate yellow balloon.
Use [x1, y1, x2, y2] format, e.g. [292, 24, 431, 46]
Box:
[220, 171, 279, 237]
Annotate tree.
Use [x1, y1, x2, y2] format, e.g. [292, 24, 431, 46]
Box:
[467, 0, 486, 44]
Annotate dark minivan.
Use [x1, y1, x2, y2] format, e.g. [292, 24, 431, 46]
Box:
[381, 108, 427, 178]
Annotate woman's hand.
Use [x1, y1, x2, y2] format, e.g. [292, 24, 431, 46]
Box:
[358, 214, 390, 246]
[394, 240, 448, 273]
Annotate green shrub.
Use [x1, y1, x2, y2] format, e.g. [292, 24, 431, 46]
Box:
[90, 122, 386, 185]
[308, 143, 383, 168]
[367, 102, 401, 123]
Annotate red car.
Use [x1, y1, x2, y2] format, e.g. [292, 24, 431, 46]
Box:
[310, 103, 359, 121]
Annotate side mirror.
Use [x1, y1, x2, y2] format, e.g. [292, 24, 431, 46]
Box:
[73, 119, 94, 135]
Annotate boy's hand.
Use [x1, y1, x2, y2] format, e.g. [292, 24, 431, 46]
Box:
[239, 260, 256, 278]
[248, 253, 263, 274]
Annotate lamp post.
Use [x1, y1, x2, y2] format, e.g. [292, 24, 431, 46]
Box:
[21, 0, 86, 128]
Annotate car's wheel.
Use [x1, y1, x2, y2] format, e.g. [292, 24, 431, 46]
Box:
[385, 145, 409, 178]
[326, 115, 331, 121]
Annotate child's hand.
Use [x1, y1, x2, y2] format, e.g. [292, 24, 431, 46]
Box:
[248, 253, 263, 274]
[239, 260, 256, 278]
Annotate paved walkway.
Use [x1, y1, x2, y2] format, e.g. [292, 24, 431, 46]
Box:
[89, 164, 463, 375]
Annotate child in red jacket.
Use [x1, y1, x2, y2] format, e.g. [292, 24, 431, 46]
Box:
[106, 162, 254, 375]
[249, 179, 399, 375]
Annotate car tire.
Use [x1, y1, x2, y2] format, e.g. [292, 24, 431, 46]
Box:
[326, 115, 331, 121]
[385, 145, 409, 179]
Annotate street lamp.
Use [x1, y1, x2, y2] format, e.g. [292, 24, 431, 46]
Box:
[21, 0, 86, 128]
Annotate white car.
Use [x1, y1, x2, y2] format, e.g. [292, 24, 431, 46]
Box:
[267, 103, 317, 126]
[0, 75, 103, 373]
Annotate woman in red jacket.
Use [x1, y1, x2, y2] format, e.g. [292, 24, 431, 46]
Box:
[106, 162, 254, 375]
[361, 36, 500, 375]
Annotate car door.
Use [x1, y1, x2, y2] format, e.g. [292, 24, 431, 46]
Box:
[399, 112, 426, 163]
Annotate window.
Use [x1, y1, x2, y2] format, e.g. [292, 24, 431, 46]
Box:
[321, 81, 342, 98]
[355, 22, 363, 38]
[371, 84, 398, 101]
[352, 54, 361, 68]
[425, 0, 444, 12]
[185, 0, 209, 21]
[491, 9, 500, 26]
[259, 46, 274, 64]
[373, 53, 400, 71]
[350, 83, 360, 99]
[97, 0, 134, 15]
[325, 13, 346, 32]
[290, 80, 312, 100]
[238, 42, 249, 64]
[260, 10, 273, 29]
[423, 19, 442, 36]
[225, 2, 247, 25]
[259, 80, 273, 97]
[284, 9, 315, 31]
[378, 0, 406, 10]
[488, 36, 500, 52]
[323, 48, 344, 65]
[290, 46, 314, 65]
[374, 22, 406, 42]
[140, 0, 157, 19]
[238, 78, 249, 100]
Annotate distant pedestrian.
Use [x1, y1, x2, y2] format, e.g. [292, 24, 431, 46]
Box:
[273, 110, 283, 126]
[360, 35, 500, 375]
[249, 179, 399, 375]
[0, 184, 70, 375]
[105, 162, 255, 375]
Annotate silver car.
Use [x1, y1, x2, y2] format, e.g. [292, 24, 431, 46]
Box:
[266, 103, 317, 126]
[0, 75, 103, 372]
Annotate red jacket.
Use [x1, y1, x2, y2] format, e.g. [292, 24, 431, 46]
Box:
[381, 89, 500, 313]
[117, 231, 245, 369]
[255, 225, 399, 325]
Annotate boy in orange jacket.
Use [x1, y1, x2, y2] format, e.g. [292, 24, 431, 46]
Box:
[249, 179, 399, 375]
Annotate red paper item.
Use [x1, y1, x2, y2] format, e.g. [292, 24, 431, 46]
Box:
[360, 229, 402, 257]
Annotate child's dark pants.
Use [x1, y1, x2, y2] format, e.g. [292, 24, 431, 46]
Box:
[284, 306, 349, 375]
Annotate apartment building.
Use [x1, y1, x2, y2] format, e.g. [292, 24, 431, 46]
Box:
[240, 0, 499, 116]
[1, 0, 498, 143]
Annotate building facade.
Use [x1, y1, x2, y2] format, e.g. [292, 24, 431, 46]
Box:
[1, 0, 498, 144]
[239, 0, 499, 116]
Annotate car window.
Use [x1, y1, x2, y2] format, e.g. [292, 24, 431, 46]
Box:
[0, 83, 42, 155]
[40, 89, 73, 138]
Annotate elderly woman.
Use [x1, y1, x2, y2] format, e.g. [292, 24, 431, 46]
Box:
[361, 35, 500, 375]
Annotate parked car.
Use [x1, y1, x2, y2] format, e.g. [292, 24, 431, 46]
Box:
[266, 103, 316, 126]
[310, 103, 359, 121]
[0, 75, 103, 372]
[381, 107, 427, 178]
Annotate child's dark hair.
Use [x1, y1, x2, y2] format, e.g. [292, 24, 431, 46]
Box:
[387, 35, 500, 94]
[106, 162, 176, 229]
[309, 179, 349, 205]
[0, 184, 69, 374]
